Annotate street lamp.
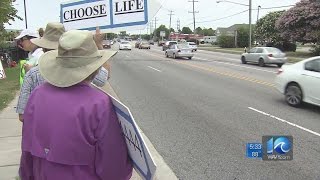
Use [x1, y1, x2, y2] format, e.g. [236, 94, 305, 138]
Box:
[216, 0, 252, 50]
[257, 5, 261, 22]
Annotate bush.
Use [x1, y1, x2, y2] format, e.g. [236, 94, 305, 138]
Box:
[266, 41, 296, 52]
[217, 35, 235, 48]
[310, 44, 320, 56]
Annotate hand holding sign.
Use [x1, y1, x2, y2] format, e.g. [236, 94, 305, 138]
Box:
[94, 26, 104, 50]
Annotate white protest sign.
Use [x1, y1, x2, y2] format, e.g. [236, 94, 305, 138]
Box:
[92, 84, 156, 180]
[60, 0, 161, 32]
[0, 61, 6, 79]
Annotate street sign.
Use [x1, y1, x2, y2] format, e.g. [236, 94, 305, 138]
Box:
[60, 0, 160, 32]
[160, 31, 165, 37]
[92, 84, 157, 180]
[0, 61, 6, 79]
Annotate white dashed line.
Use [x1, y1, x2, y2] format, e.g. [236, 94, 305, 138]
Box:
[148, 66, 162, 72]
[248, 107, 320, 137]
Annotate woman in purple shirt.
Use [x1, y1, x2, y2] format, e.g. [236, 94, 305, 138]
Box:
[19, 30, 133, 180]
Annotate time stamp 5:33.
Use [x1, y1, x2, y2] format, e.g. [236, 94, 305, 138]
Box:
[246, 136, 293, 161]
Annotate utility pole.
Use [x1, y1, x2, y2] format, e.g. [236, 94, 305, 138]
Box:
[177, 19, 181, 32]
[168, 10, 174, 31]
[249, 0, 252, 50]
[23, 0, 27, 29]
[154, 17, 158, 31]
[188, 0, 199, 34]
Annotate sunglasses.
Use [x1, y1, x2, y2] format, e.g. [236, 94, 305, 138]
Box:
[17, 37, 30, 47]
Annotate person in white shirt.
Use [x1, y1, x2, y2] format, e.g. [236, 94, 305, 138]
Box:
[15, 29, 44, 72]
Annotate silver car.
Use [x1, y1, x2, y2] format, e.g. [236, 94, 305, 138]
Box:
[241, 47, 287, 67]
[187, 42, 197, 52]
[165, 44, 194, 59]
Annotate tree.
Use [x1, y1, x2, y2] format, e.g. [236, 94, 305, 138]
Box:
[196, 27, 203, 35]
[106, 33, 117, 40]
[153, 25, 170, 39]
[181, 27, 193, 34]
[236, 27, 250, 48]
[276, 0, 320, 44]
[256, 10, 285, 43]
[0, 0, 21, 31]
[170, 28, 175, 33]
[217, 34, 235, 48]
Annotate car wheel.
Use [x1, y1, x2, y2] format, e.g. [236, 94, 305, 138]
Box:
[173, 53, 176, 59]
[241, 56, 247, 64]
[285, 83, 302, 107]
[277, 64, 284, 68]
[258, 58, 265, 67]
[165, 52, 169, 58]
[188, 57, 192, 60]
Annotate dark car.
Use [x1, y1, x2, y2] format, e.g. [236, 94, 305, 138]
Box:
[149, 40, 155, 45]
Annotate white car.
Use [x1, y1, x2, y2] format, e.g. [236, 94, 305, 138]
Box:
[119, 41, 132, 50]
[187, 42, 197, 52]
[275, 56, 320, 107]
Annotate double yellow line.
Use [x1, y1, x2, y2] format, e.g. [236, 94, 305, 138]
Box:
[135, 49, 276, 88]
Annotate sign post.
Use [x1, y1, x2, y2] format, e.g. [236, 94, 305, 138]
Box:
[0, 61, 6, 80]
[60, 0, 160, 33]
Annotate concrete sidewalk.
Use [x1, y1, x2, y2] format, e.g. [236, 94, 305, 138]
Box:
[0, 82, 177, 180]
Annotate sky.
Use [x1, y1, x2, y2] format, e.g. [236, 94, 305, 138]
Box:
[5, 0, 301, 34]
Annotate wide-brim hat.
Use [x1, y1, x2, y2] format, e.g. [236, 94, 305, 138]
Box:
[31, 22, 66, 50]
[39, 30, 117, 88]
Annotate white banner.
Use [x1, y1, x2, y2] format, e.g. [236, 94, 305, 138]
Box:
[0, 61, 6, 79]
[60, 0, 161, 32]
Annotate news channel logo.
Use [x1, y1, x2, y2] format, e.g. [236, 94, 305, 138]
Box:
[262, 136, 293, 161]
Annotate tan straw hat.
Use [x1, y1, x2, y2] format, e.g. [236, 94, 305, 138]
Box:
[39, 30, 116, 88]
[31, 22, 65, 50]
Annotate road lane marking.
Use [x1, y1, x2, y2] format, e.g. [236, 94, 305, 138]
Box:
[248, 107, 320, 137]
[137, 50, 275, 87]
[148, 66, 162, 72]
[194, 57, 277, 74]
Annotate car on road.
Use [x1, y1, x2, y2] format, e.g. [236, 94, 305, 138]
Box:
[241, 47, 287, 67]
[162, 41, 178, 51]
[148, 40, 155, 45]
[187, 42, 197, 52]
[139, 42, 150, 49]
[275, 56, 320, 107]
[158, 41, 165, 46]
[119, 41, 132, 50]
[135, 41, 142, 48]
[165, 44, 194, 60]
[102, 40, 111, 49]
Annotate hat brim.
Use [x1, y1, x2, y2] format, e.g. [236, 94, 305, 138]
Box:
[39, 50, 117, 88]
[31, 38, 58, 50]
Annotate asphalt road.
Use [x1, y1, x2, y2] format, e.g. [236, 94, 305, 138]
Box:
[108, 43, 320, 180]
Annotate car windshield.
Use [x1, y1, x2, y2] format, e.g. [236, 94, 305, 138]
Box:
[188, 42, 196, 45]
[177, 44, 190, 49]
[266, 48, 282, 53]
[121, 42, 129, 44]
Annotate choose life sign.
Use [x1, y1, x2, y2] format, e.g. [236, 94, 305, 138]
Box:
[92, 84, 156, 180]
[60, 0, 160, 32]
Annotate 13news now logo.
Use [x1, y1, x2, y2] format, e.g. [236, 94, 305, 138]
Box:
[262, 136, 293, 161]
